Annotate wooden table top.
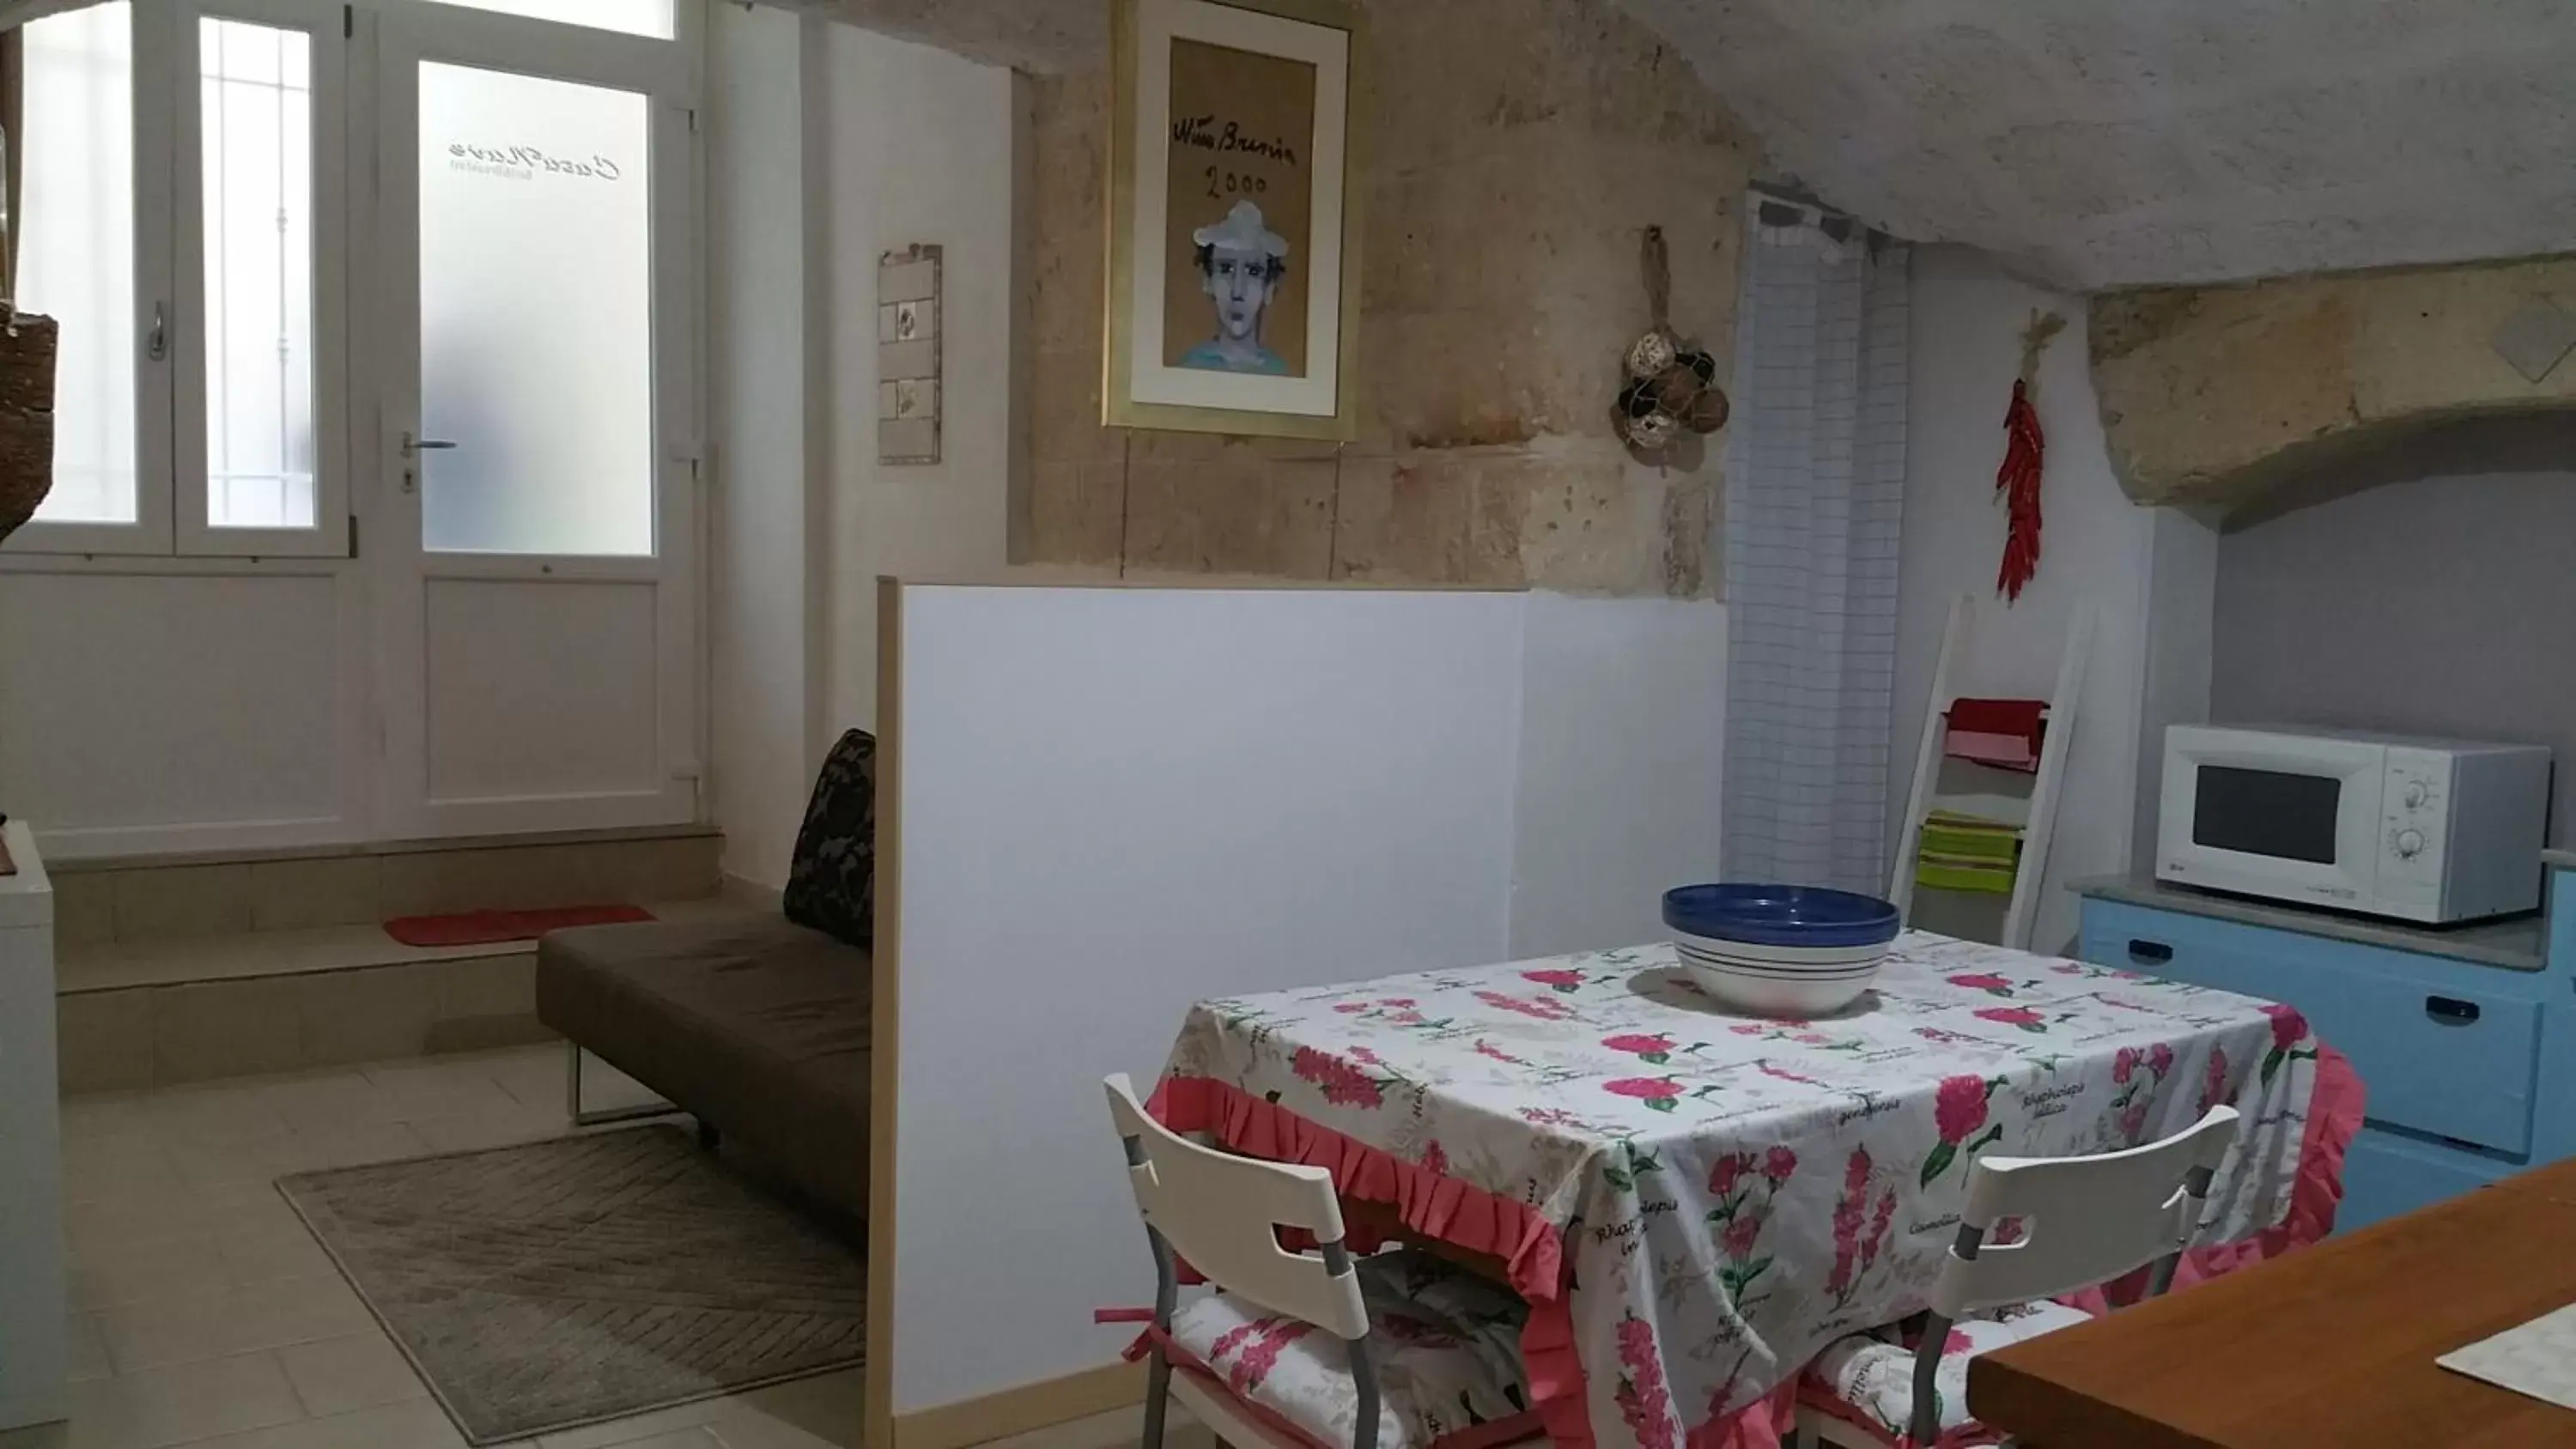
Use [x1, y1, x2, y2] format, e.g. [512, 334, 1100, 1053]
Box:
[1970, 1160, 2576, 1448]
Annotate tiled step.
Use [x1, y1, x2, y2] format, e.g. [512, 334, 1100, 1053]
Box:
[58, 898, 762, 1094]
[46, 825, 724, 953]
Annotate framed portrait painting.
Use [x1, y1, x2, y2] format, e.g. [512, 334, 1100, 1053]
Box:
[1105, 0, 1363, 440]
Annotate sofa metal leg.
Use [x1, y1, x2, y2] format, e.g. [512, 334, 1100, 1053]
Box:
[565, 1041, 681, 1128]
[697, 1120, 721, 1151]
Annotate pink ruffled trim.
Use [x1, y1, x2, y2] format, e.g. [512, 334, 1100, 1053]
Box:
[2052, 1043, 2364, 1313]
[1151, 1076, 1593, 1449]
[1151, 1077, 1567, 1300]
[1133, 1320, 1549, 1449]
[1686, 1384, 1796, 1449]
[1154, 1048, 2362, 1449]
[1514, 1291, 1589, 1449]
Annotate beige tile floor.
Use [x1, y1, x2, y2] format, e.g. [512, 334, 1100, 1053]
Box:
[12, 1045, 894, 1449]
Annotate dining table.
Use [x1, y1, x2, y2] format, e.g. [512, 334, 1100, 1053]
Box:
[1968, 1157, 2576, 1448]
[1149, 930, 2360, 1449]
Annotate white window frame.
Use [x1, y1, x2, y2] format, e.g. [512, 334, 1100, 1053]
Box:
[10, 0, 179, 555]
[12, 0, 344, 557]
[8, 0, 695, 562]
[174, 0, 353, 557]
[364, 0, 703, 840]
[369, 0, 699, 567]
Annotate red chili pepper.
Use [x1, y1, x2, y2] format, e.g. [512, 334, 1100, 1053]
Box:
[1995, 379, 2044, 601]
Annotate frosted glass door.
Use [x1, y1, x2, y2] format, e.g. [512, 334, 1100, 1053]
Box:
[416, 63, 653, 556]
[375, 8, 698, 841]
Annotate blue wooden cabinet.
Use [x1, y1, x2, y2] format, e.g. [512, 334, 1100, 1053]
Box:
[2076, 867, 2576, 1234]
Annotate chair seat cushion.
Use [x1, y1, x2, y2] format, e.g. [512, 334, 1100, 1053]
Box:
[1163, 1252, 1538, 1449]
[1798, 1300, 2096, 1446]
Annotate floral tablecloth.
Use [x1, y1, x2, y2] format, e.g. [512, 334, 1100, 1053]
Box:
[1151, 931, 2360, 1449]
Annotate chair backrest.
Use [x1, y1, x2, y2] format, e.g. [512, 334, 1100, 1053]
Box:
[1932, 1105, 2241, 1319]
[1103, 1074, 1370, 1340]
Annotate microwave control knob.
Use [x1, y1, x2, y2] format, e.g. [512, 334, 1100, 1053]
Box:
[2395, 828, 2427, 858]
[2403, 780, 2429, 809]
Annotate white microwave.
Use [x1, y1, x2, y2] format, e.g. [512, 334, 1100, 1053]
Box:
[2158, 725, 2551, 924]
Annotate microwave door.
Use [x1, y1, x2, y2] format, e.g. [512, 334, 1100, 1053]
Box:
[2190, 765, 2348, 863]
[2161, 742, 2385, 906]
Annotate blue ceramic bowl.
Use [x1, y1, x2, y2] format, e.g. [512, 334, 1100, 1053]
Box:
[1661, 883, 1902, 949]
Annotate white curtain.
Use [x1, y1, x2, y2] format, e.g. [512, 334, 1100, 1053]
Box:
[1720, 195, 1911, 894]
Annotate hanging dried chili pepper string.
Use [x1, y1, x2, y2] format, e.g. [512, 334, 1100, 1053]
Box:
[1994, 379, 2044, 601]
[1994, 311, 2063, 603]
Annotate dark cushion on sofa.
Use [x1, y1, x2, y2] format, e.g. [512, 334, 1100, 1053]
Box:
[783, 729, 875, 949]
[537, 914, 872, 1220]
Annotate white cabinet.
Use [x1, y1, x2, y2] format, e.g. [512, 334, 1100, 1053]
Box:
[0, 820, 65, 1430]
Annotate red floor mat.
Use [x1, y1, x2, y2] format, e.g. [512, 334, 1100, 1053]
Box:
[383, 904, 655, 947]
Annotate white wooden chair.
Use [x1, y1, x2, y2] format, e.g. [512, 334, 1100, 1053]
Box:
[1103, 1075, 1544, 1449]
[1796, 1106, 2241, 1449]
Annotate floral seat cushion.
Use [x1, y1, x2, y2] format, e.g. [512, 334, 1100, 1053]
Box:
[1798, 1300, 2097, 1446]
[1164, 1252, 1540, 1449]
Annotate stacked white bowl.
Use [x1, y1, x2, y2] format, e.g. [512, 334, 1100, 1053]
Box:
[1662, 883, 1902, 1017]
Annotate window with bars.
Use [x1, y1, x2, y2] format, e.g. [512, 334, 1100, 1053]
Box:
[8, 0, 682, 558]
[15, 0, 334, 555]
[200, 16, 319, 533]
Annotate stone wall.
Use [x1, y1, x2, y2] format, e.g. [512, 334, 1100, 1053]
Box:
[2090, 254, 2576, 518]
[1022, 0, 1761, 594]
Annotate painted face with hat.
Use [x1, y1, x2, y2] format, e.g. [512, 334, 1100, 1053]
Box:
[1180, 200, 1291, 377]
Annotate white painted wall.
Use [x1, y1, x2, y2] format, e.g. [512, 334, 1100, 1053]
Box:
[0, 567, 368, 859]
[817, 27, 1020, 735]
[1510, 592, 1728, 957]
[0, 822, 65, 1431]
[2133, 507, 2219, 869]
[890, 585, 1526, 1414]
[702, 18, 1020, 887]
[884, 582, 1731, 1413]
[1891, 246, 2159, 954]
[706, 3, 818, 890]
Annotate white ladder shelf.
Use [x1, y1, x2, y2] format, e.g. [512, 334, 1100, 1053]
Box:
[1888, 595, 2093, 952]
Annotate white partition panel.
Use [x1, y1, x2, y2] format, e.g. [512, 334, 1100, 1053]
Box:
[888, 584, 1526, 1416]
[1510, 593, 1728, 957]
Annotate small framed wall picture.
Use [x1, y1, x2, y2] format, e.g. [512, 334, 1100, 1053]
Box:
[878, 245, 943, 464]
[1105, 0, 1363, 440]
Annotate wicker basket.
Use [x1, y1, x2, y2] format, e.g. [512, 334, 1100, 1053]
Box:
[0, 312, 57, 547]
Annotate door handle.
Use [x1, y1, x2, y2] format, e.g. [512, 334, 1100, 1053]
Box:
[398, 432, 455, 494]
[2127, 939, 2175, 966]
[2425, 996, 2482, 1027]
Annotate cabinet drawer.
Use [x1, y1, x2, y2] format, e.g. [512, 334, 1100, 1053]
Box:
[2339, 1126, 2515, 1234]
[2082, 902, 2542, 1155]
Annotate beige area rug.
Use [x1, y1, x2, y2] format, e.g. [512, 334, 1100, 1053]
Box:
[279, 1125, 867, 1446]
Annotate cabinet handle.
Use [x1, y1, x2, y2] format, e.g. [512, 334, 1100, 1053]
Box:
[2425, 996, 2482, 1026]
[2127, 940, 2175, 966]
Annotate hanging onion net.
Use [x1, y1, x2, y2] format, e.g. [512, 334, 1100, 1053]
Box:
[0, 313, 58, 546]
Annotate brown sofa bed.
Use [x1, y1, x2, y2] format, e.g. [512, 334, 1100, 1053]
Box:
[536, 731, 877, 1220]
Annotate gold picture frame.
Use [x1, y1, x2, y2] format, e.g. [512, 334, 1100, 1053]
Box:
[1104, 0, 1364, 440]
